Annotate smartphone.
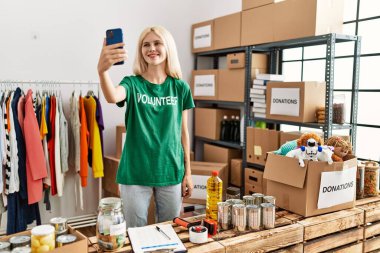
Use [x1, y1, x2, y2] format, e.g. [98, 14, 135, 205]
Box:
[106, 28, 124, 65]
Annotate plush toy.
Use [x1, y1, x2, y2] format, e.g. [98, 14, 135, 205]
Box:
[325, 136, 352, 162]
[317, 146, 334, 165]
[274, 132, 323, 156]
[286, 138, 321, 167]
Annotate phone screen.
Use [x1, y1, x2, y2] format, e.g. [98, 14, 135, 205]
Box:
[106, 28, 124, 65]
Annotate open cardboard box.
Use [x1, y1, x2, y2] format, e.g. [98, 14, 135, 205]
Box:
[0, 226, 87, 253]
[264, 153, 357, 217]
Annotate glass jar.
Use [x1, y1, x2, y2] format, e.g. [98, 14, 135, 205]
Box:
[96, 197, 126, 251]
[364, 161, 379, 197]
[31, 225, 55, 252]
[333, 94, 346, 124]
[356, 162, 365, 199]
[226, 187, 241, 200]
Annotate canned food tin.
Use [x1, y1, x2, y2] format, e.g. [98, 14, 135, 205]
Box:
[11, 246, 31, 253]
[263, 196, 276, 205]
[252, 193, 264, 205]
[9, 236, 31, 249]
[50, 217, 68, 235]
[246, 205, 261, 231]
[217, 202, 232, 230]
[56, 234, 77, 247]
[226, 199, 244, 205]
[261, 203, 276, 229]
[243, 195, 254, 206]
[0, 242, 10, 250]
[232, 204, 246, 232]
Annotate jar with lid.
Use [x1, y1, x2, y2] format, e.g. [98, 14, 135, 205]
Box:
[333, 94, 346, 124]
[31, 225, 55, 252]
[96, 197, 126, 251]
[364, 161, 379, 197]
[226, 186, 241, 200]
[357, 162, 365, 199]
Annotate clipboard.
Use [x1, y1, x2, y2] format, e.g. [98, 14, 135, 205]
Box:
[128, 224, 187, 253]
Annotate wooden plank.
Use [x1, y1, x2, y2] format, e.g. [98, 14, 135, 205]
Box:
[303, 227, 364, 253]
[357, 200, 380, 224]
[220, 223, 303, 253]
[328, 241, 363, 253]
[270, 243, 303, 253]
[298, 208, 364, 241]
[187, 241, 225, 253]
[364, 236, 380, 252]
[365, 221, 380, 238]
[356, 196, 380, 206]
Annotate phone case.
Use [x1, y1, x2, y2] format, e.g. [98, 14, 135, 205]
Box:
[106, 28, 124, 65]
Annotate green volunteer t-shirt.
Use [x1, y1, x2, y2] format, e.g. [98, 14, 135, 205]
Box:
[116, 75, 195, 186]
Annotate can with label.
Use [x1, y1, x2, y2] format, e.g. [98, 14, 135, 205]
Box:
[232, 204, 246, 232]
[217, 202, 232, 230]
[246, 205, 261, 231]
[252, 193, 264, 206]
[243, 195, 254, 206]
[10, 236, 31, 249]
[261, 203, 276, 229]
[11, 246, 31, 253]
[263, 196, 276, 205]
[56, 234, 77, 247]
[50, 217, 68, 235]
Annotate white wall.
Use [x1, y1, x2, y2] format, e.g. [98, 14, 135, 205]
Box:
[0, 0, 241, 226]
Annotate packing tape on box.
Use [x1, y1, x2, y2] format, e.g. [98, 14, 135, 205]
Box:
[189, 226, 208, 244]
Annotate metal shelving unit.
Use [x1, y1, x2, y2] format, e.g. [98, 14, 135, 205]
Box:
[193, 33, 361, 195]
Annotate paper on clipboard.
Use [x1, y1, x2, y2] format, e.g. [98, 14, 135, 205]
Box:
[128, 224, 187, 253]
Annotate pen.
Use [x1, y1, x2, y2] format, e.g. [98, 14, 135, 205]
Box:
[156, 226, 171, 240]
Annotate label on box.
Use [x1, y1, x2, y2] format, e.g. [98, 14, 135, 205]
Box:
[270, 88, 300, 117]
[191, 175, 208, 200]
[194, 75, 215, 97]
[193, 25, 212, 49]
[254, 146, 262, 156]
[110, 221, 126, 236]
[317, 167, 356, 209]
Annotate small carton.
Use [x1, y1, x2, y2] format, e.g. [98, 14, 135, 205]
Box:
[214, 12, 241, 50]
[246, 127, 280, 165]
[191, 69, 218, 101]
[192, 20, 214, 53]
[231, 159, 243, 187]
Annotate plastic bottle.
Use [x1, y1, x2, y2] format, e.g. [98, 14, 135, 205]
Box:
[234, 116, 240, 143]
[228, 116, 235, 142]
[206, 170, 223, 221]
[220, 115, 228, 141]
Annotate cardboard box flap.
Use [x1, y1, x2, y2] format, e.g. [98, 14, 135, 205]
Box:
[263, 153, 308, 189]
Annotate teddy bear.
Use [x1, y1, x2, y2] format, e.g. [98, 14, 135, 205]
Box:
[274, 132, 323, 156]
[325, 136, 352, 162]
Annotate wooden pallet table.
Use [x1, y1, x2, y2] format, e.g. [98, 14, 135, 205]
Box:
[294, 208, 364, 253]
[356, 196, 380, 252]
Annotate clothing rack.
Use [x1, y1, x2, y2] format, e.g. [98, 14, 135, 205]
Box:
[0, 79, 102, 211]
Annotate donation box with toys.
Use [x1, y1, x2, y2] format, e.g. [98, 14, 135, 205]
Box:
[264, 153, 357, 217]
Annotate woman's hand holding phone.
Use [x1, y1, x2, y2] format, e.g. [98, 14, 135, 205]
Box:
[97, 39, 127, 74]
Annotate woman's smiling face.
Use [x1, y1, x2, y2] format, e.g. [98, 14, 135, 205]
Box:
[141, 32, 167, 67]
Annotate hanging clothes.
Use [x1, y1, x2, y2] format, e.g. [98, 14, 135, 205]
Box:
[93, 96, 104, 158]
[54, 95, 64, 197]
[58, 95, 69, 174]
[48, 96, 57, 196]
[23, 90, 47, 204]
[83, 96, 104, 178]
[8, 92, 20, 194]
[79, 96, 89, 187]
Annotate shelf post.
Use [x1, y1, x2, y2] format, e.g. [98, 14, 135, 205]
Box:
[350, 36, 361, 153]
[324, 33, 336, 141]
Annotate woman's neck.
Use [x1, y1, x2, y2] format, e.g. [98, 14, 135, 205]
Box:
[142, 65, 167, 84]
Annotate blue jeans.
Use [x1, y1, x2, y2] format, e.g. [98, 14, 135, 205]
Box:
[120, 184, 182, 228]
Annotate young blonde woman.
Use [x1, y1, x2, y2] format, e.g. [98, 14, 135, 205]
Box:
[97, 26, 194, 228]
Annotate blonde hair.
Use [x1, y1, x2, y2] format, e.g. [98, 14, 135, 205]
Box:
[133, 26, 182, 79]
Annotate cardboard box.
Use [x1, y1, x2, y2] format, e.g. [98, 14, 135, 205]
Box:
[218, 68, 245, 102]
[214, 12, 241, 50]
[195, 108, 240, 140]
[184, 161, 228, 204]
[245, 168, 267, 194]
[102, 156, 155, 224]
[192, 20, 214, 53]
[191, 69, 218, 101]
[246, 127, 280, 165]
[204, 143, 242, 168]
[231, 159, 243, 186]
[266, 81, 326, 123]
[245, 182, 265, 195]
[227, 52, 268, 69]
[273, 0, 344, 41]
[190, 151, 195, 161]
[264, 153, 357, 217]
[242, 0, 277, 10]
[116, 125, 126, 159]
[0, 226, 87, 253]
[241, 4, 275, 45]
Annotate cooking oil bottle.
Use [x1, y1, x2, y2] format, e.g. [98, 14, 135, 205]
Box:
[206, 170, 223, 220]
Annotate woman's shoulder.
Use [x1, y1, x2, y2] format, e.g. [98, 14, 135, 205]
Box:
[120, 75, 143, 84]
